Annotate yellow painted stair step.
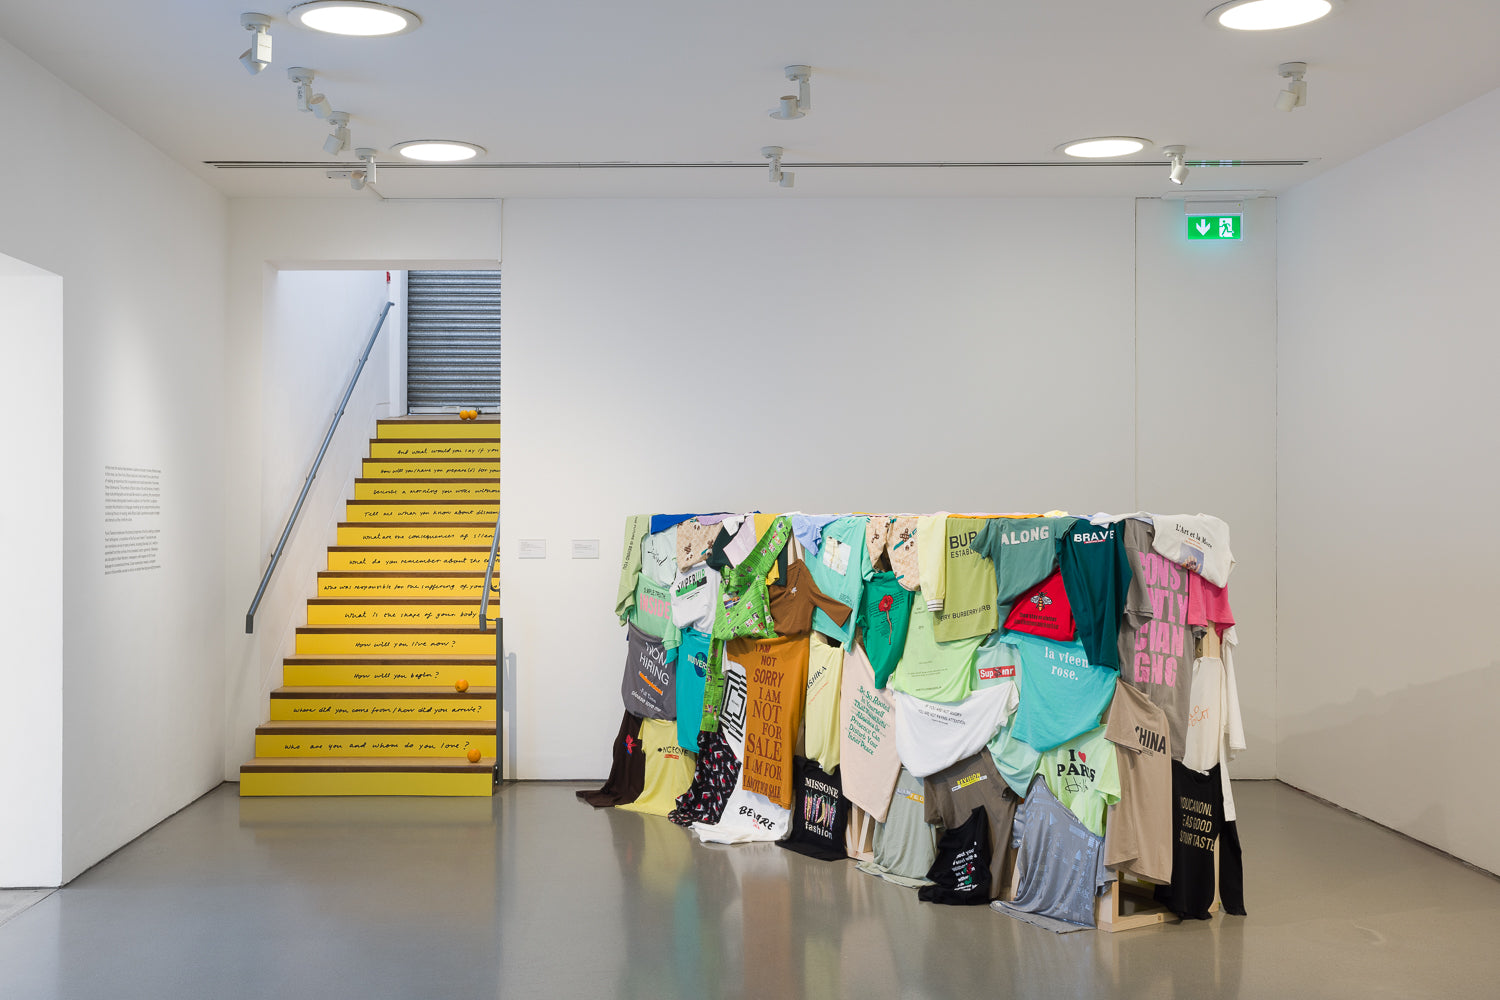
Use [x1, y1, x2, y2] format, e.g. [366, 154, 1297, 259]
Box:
[304, 599, 483, 627]
[376, 418, 499, 440]
[268, 685, 497, 722]
[317, 572, 497, 598]
[238, 756, 496, 797]
[326, 547, 493, 572]
[281, 655, 496, 686]
[335, 522, 495, 547]
[368, 438, 499, 459]
[345, 501, 498, 522]
[253, 721, 495, 758]
[354, 479, 500, 501]
[361, 459, 499, 479]
[295, 627, 496, 656]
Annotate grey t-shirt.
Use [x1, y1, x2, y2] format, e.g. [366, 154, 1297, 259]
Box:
[621, 621, 677, 719]
[1118, 519, 1194, 759]
[859, 767, 939, 885]
[924, 752, 1018, 900]
[991, 777, 1108, 931]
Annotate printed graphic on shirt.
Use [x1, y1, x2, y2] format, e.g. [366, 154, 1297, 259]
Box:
[822, 537, 851, 575]
[802, 775, 841, 838]
[1176, 790, 1217, 851]
[977, 663, 1016, 681]
[720, 667, 748, 747]
[1128, 552, 1191, 689]
[1053, 748, 1096, 794]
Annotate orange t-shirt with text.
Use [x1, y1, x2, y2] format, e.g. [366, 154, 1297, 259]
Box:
[727, 633, 809, 809]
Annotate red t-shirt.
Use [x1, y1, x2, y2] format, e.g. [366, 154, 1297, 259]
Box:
[1002, 571, 1075, 641]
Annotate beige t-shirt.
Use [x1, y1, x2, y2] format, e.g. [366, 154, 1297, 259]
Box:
[1102, 679, 1173, 884]
[838, 643, 901, 822]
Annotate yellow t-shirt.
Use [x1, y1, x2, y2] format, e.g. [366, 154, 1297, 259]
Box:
[803, 632, 844, 771]
[617, 718, 697, 816]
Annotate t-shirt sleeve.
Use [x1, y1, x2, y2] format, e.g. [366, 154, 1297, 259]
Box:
[969, 520, 998, 560]
[804, 571, 853, 627]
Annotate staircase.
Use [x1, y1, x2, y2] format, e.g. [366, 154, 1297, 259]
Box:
[239, 416, 501, 796]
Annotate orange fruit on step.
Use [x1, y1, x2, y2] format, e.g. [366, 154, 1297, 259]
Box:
[466, 748, 482, 763]
[454, 679, 469, 692]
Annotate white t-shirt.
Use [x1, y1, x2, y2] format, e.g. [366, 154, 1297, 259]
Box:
[670, 561, 719, 632]
[1182, 656, 1223, 774]
[1150, 514, 1235, 586]
[692, 784, 791, 844]
[892, 684, 1019, 778]
[640, 527, 679, 586]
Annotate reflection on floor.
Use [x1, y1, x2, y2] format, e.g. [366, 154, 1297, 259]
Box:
[0, 780, 1497, 999]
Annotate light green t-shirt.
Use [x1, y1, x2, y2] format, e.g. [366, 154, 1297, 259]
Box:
[628, 573, 681, 649]
[932, 517, 998, 641]
[888, 595, 980, 703]
[1037, 724, 1120, 837]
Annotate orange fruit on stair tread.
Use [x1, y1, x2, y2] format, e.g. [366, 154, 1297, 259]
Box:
[455, 679, 469, 692]
[466, 748, 482, 763]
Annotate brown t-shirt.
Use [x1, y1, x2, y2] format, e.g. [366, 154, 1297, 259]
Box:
[575, 710, 646, 808]
[767, 559, 852, 637]
[1103, 678, 1173, 884]
[728, 633, 809, 809]
[923, 751, 1018, 900]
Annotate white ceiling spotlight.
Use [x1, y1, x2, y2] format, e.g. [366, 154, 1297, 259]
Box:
[323, 112, 352, 155]
[762, 146, 794, 188]
[289, 2, 421, 36]
[355, 147, 377, 186]
[769, 65, 812, 120]
[1163, 145, 1190, 185]
[288, 67, 332, 117]
[239, 13, 273, 74]
[1276, 61, 1308, 111]
[1206, 0, 1335, 31]
[391, 140, 486, 162]
[327, 148, 379, 189]
[1057, 136, 1152, 158]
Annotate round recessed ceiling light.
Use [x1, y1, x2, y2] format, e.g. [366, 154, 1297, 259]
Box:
[1206, 0, 1334, 31]
[391, 140, 486, 162]
[1057, 137, 1152, 159]
[290, 2, 421, 37]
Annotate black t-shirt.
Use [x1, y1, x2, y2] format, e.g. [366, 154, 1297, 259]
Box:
[668, 728, 741, 827]
[918, 806, 992, 906]
[779, 758, 849, 861]
[576, 711, 646, 808]
[1154, 762, 1224, 919]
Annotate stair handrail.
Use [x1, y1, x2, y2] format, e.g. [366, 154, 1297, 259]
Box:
[245, 300, 395, 634]
[480, 508, 503, 782]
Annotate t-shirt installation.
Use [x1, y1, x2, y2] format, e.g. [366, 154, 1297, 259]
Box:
[580, 509, 1249, 932]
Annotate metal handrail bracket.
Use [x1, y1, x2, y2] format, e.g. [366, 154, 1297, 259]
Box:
[245, 300, 394, 634]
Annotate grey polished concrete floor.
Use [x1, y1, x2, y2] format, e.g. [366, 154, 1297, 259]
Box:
[1, 780, 1497, 999]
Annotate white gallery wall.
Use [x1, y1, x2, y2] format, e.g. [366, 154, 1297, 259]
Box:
[0, 36, 228, 884]
[500, 197, 1278, 780]
[1278, 86, 1500, 873]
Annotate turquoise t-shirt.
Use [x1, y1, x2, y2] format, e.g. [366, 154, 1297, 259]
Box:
[805, 516, 873, 643]
[1004, 630, 1117, 753]
[989, 723, 1042, 799]
[969, 516, 1077, 618]
[674, 629, 712, 752]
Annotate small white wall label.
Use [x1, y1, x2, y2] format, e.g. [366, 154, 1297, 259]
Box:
[572, 539, 600, 559]
[517, 539, 547, 559]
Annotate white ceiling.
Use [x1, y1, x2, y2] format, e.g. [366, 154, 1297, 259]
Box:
[3, 0, 1498, 199]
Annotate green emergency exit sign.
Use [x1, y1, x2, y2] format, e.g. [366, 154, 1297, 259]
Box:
[1188, 215, 1241, 240]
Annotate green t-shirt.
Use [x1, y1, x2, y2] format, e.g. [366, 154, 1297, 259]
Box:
[932, 517, 998, 641]
[856, 572, 912, 688]
[969, 516, 1077, 618]
[628, 573, 681, 648]
[1037, 724, 1120, 837]
[888, 595, 980, 703]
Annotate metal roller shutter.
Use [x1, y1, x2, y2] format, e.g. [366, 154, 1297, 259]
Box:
[405, 269, 501, 410]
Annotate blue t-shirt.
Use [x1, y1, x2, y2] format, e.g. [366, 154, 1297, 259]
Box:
[675, 629, 712, 752]
[1005, 631, 1117, 753]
